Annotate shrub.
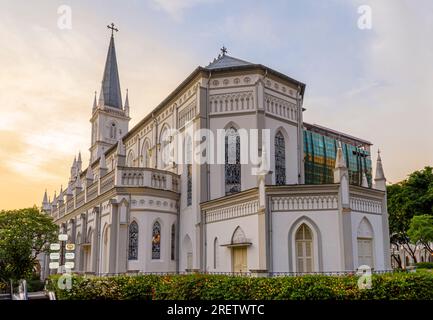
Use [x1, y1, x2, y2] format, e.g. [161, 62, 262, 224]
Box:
[416, 262, 433, 269]
[47, 272, 433, 300]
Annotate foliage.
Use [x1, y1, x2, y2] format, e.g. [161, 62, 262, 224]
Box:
[47, 272, 433, 300]
[387, 167, 433, 265]
[408, 215, 433, 253]
[416, 262, 433, 269]
[0, 207, 58, 282]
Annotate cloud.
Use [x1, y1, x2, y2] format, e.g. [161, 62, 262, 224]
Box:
[150, 0, 217, 20]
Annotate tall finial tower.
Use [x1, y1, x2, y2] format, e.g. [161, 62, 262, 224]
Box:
[374, 149, 386, 191]
[89, 23, 130, 163]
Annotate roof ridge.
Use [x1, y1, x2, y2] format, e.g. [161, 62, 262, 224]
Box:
[205, 54, 254, 70]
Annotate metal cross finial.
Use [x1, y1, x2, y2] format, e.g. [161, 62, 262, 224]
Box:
[107, 23, 119, 36]
[220, 45, 227, 56]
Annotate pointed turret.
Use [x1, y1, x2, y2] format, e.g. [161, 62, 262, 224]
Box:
[98, 34, 122, 109]
[92, 91, 97, 111]
[75, 173, 82, 190]
[77, 152, 82, 172]
[124, 89, 130, 116]
[42, 189, 48, 205]
[117, 139, 125, 156]
[98, 152, 108, 178]
[42, 189, 50, 213]
[99, 152, 107, 169]
[115, 139, 126, 167]
[334, 141, 350, 208]
[65, 183, 73, 202]
[52, 191, 57, 205]
[374, 150, 386, 191]
[333, 142, 348, 183]
[86, 160, 94, 180]
[70, 156, 77, 181]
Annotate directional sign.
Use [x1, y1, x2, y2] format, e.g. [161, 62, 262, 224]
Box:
[65, 252, 75, 260]
[65, 262, 75, 269]
[50, 252, 60, 260]
[50, 243, 60, 251]
[58, 234, 68, 241]
[65, 243, 75, 251]
[49, 262, 59, 269]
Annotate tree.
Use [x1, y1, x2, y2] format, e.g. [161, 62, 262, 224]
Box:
[387, 166, 433, 266]
[0, 207, 58, 282]
[408, 215, 433, 254]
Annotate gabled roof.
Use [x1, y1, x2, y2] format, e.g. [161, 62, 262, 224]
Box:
[205, 54, 253, 70]
[99, 35, 122, 109]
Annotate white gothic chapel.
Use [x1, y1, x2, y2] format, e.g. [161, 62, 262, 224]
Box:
[40, 30, 391, 277]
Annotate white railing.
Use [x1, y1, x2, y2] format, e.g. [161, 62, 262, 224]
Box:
[271, 195, 339, 211]
[52, 167, 180, 221]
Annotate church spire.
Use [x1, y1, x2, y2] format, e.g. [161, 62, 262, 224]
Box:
[99, 24, 122, 109]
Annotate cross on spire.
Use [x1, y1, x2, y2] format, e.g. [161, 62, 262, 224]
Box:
[220, 45, 228, 56]
[107, 23, 118, 37]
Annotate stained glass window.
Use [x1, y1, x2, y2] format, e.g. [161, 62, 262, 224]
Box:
[225, 127, 241, 195]
[128, 221, 138, 260]
[275, 131, 286, 185]
[171, 224, 176, 261]
[152, 221, 161, 259]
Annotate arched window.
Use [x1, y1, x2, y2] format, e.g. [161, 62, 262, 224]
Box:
[171, 224, 176, 261]
[225, 127, 241, 195]
[102, 225, 110, 273]
[160, 127, 170, 168]
[127, 150, 134, 167]
[185, 135, 192, 206]
[275, 131, 286, 185]
[213, 237, 219, 269]
[152, 221, 161, 260]
[110, 122, 117, 139]
[142, 141, 150, 167]
[295, 224, 313, 273]
[128, 221, 138, 260]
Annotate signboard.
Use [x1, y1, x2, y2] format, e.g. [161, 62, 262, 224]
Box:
[50, 243, 60, 251]
[49, 262, 59, 269]
[65, 243, 75, 251]
[65, 252, 75, 260]
[58, 234, 68, 241]
[50, 252, 60, 260]
[65, 262, 75, 269]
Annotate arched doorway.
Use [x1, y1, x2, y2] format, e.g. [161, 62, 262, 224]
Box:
[231, 227, 248, 273]
[357, 218, 374, 268]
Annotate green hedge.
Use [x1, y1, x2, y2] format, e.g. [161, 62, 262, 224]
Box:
[47, 272, 433, 300]
[416, 262, 433, 269]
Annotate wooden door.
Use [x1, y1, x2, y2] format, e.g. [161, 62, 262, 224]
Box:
[232, 247, 247, 273]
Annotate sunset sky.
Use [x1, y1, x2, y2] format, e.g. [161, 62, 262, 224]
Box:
[0, 0, 432, 210]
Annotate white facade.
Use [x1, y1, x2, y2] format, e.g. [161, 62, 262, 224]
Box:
[40, 35, 391, 278]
